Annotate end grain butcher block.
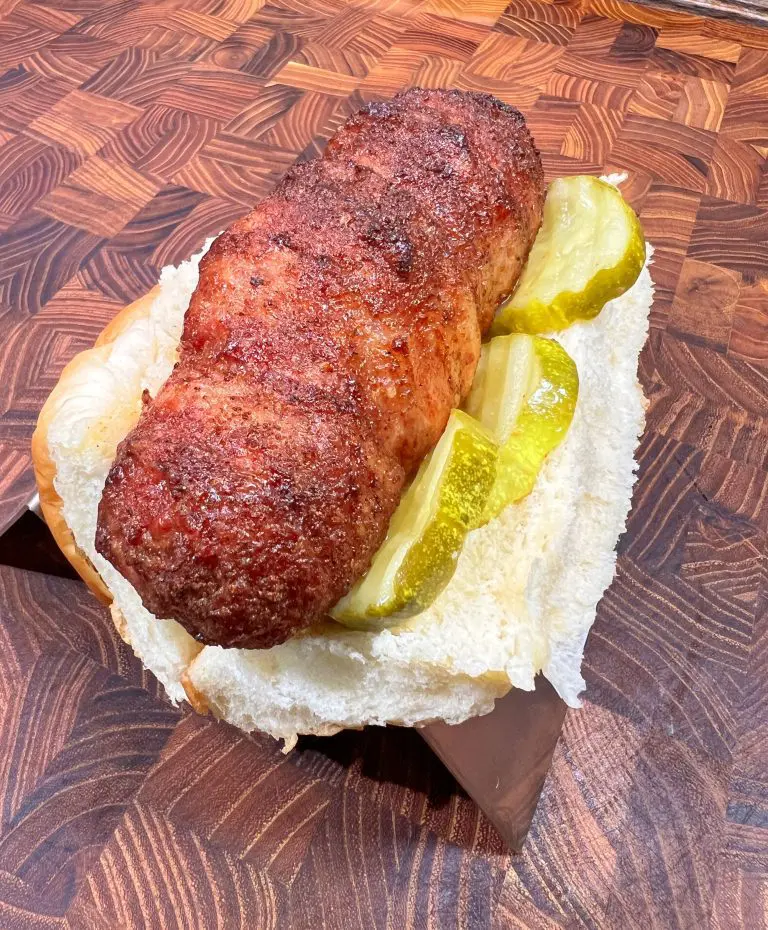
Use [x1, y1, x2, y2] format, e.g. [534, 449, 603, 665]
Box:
[1, 0, 768, 926]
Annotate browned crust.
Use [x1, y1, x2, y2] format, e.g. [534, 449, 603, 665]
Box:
[180, 666, 211, 714]
[95, 88, 545, 650]
[110, 603, 128, 638]
[30, 286, 162, 605]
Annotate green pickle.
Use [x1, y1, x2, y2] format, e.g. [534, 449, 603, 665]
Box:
[329, 174, 619, 629]
[491, 175, 645, 335]
[331, 410, 498, 630]
[465, 335, 579, 521]
[332, 337, 579, 629]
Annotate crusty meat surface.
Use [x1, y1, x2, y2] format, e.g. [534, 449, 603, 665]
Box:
[96, 88, 545, 649]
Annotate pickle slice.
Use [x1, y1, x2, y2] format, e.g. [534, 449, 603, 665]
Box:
[464, 334, 579, 521]
[331, 409, 498, 630]
[492, 176, 645, 335]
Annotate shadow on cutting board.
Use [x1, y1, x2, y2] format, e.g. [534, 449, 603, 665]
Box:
[0, 508, 566, 854]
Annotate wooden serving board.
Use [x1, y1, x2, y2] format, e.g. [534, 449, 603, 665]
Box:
[1, 0, 768, 926]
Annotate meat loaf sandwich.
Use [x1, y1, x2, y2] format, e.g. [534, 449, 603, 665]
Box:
[33, 88, 653, 748]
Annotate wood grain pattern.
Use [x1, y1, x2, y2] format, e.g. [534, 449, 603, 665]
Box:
[0, 0, 768, 926]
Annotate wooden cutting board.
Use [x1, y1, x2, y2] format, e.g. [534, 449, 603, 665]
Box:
[1, 0, 768, 926]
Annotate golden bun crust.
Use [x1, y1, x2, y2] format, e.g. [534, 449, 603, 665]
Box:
[180, 665, 211, 714]
[31, 287, 161, 606]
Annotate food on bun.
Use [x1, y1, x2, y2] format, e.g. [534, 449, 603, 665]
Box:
[33, 89, 652, 749]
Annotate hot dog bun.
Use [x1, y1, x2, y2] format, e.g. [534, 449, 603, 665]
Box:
[33, 187, 653, 750]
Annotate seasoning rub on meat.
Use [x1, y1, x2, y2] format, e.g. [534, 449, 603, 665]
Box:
[96, 88, 545, 649]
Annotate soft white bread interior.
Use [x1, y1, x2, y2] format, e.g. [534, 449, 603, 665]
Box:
[33, 182, 653, 749]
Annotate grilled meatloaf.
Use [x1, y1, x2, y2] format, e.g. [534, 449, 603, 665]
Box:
[96, 88, 545, 649]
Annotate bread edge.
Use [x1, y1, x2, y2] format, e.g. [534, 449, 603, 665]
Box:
[31, 286, 162, 607]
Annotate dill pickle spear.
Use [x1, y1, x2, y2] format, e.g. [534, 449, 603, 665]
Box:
[464, 334, 579, 521]
[331, 409, 497, 630]
[491, 176, 645, 335]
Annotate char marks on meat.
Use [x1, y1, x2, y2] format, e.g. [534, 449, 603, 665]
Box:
[96, 88, 545, 649]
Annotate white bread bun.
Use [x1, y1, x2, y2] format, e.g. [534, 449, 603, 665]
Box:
[33, 180, 653, 749]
